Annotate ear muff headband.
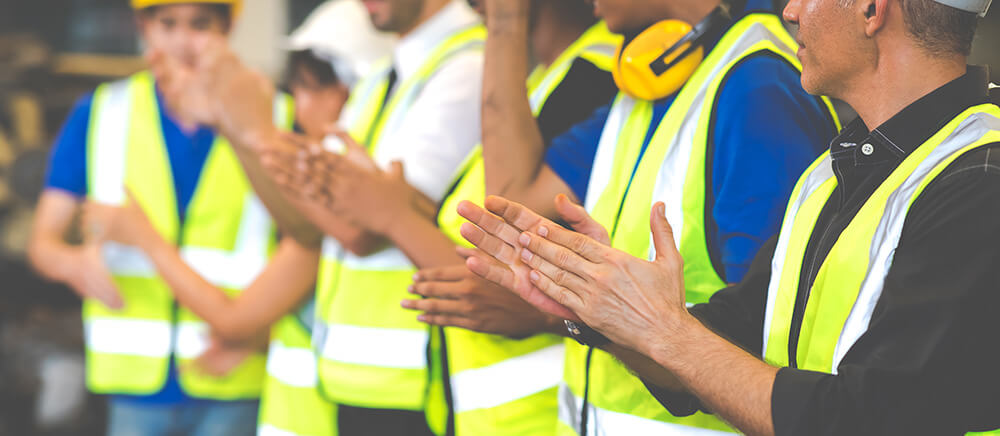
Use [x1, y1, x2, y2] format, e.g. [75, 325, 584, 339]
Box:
[613, 6, 732, 101]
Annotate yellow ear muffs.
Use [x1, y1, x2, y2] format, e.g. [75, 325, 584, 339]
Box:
[613, 20, 705, 101]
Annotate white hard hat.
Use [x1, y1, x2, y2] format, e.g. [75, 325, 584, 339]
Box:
[287, 0, 396, 87]
[934, 0, 992, 17]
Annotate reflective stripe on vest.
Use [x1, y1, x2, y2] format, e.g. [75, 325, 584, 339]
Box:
[762, 105, 1000, 374]
[314, 25, 486, 411]
[83, 71, 293, 398]
[429, 22, 620, 436]
[562, 14, 839, 435]
[557, 384, 735, 436]
[258, 315, 337, 436]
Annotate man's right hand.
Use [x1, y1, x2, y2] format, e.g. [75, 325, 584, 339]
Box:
[69, 244, 124, 310]
[456, 194, 611, 321]
[149, 35, 277, 148]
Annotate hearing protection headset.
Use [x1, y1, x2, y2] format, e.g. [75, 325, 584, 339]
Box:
[613, 5, 733, 101]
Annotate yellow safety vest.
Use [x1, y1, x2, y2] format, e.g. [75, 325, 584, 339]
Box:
[560, 14, 839, 435]
[762, 104, 1000, 436]
[313, 26, 486, 412]
[258, 312, 337, 436]
[430, 23, 620, 436]
[83, 71, 295, 399]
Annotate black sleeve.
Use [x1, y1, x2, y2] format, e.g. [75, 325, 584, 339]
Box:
[772, 145, 1000, 435]
[644, 235, 778, 413]
[535, 58, 619, 145]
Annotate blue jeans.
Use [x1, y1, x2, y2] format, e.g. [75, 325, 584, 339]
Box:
[106, 400, 259, 436]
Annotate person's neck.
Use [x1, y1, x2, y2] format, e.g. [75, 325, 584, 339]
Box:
[397, 0, 451, 38]
[531, 4, 595, 67]
[665, 0, 721, 26]
[842, 47, 966, 131]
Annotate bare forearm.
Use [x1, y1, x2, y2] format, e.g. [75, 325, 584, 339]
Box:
[482, 5, 547, 203]
[28, 236, 82, 284]
[383, 208, 463, 269]
[140, 232, 264, 340]
[230, 136, 323, 248]
[649, 316, 777, 436]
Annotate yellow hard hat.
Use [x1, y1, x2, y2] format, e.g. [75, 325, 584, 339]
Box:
[130, 0, 243, 18]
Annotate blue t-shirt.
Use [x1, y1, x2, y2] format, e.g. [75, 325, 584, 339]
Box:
[45, 90, 221, 406]
[545, 5, 836, 283]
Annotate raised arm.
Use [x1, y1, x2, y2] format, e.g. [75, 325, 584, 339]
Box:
[481, 0, 576, 217]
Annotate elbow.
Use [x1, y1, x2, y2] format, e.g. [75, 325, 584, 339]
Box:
[344, 236, 383, 257]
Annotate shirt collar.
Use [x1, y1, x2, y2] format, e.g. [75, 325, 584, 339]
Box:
[393, 1, 480, 80]
[830, 65, 992, 166]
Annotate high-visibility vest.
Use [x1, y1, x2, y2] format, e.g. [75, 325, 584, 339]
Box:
[430, 23, 620, 436]
[560, 14, 839, 435]
[762, 104, 1000, 436]
[313, 25, 486, 412]
[83, 71, 295, 399]
[258, 313, 337, 436]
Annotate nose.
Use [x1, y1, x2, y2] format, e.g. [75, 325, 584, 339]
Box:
[783, 0, 801, 25]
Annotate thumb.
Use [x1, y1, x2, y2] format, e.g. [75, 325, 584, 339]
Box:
[554, 194, 610, 245]
[650, 202, 679, 262]
[388, 161, 405, 179]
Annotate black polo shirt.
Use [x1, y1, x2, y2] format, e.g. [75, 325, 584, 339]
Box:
[649, 67, 1000, 434]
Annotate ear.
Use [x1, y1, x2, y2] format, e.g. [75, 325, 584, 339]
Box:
[862, 0, 890, 37]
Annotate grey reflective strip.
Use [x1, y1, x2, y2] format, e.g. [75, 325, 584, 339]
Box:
[584, 94, 635, 214]
[830, 111, 1000, 372]
[558, 383, 583, 435]
[935, 0, 992, 16]
[91, 79, 131, 205]
[761, 157, 834, 358]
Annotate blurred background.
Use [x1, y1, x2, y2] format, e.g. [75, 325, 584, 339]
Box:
[0, 0, 996, 434]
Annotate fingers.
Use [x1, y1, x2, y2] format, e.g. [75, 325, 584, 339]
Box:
[388, 161, 405, 180]
[519, 231, 598, 279]
[554, 194, 610, 245]
[650, 202, 681, 262]
[400, 297, 470, 316]
[414, 264, 469, 283]
[483, 196, 546, 234]
[458, 201, 523, 248]
[460, 222, 519, 266]
[407, 280, 466, 299]
[532, 220, 608, 264]
[519, 239, 590, 294]
[465, 253, 517, 291]
[526, 269, 585, 315]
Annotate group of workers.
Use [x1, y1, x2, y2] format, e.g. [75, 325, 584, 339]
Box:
[23, 0, 1000, 434]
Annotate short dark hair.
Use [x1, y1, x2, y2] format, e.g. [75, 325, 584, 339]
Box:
[900, 0, 979, 56]
[284, 50, 340, 90]
[139, 4, 233, 29]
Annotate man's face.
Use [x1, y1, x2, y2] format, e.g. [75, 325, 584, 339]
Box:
[289, 67, 350, 140]
[784, 0, 868, 97]
[139, 5, 230, 67]
[589, 0, 663, 34]
[361, 0, 425, 33]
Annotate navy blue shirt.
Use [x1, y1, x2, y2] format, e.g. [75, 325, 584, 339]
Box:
[545, 3, 836, 282]
[45, 90, 218, 406]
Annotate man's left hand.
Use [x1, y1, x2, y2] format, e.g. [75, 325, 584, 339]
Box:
[516, 202, 693, 356]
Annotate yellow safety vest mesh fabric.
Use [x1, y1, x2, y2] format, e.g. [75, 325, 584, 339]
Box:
[430, 22, 620, 436]
[258, 314, 338, 436]
[560, 14, 838, 435]
[314, 26, 486, 412]
[83, 71, 294, 399]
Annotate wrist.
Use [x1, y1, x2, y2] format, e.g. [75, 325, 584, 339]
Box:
[646, 310, 704, 372]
